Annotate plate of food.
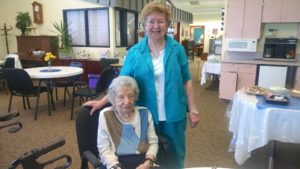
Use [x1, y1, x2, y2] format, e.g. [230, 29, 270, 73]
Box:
[244, 86, 270, 95]
[264, 93, 288, 105]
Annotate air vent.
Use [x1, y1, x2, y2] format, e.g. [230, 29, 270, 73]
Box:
[189, 1, 199, 5]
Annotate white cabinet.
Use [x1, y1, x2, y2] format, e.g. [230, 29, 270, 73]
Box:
[219, 63, 257, 100]
[262, 0, 300, 22]
[294, 67, 300, 90]
[225, 0, 263, 39]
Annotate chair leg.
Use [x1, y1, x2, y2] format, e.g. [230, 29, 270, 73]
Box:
[34, 94, 41, 120]
[55, 86, 58, 101]
[46, 90, 52, 117]
[8, 94, 13, 112]
[66, 87, 71, 99]
[22, 96, 27, 109]
[26, 96, 31, 109]
[71, 95, 75, 120]
[63, 87, 67, 107]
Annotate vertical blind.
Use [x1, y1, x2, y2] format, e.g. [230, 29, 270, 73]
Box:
[65, 8, 109, 47]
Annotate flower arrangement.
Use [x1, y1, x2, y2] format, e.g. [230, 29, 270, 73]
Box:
[44, 52, 56, 71]
[44, 52, 56, 62]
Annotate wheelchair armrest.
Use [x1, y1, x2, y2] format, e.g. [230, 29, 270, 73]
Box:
[82, 151, 101, 168]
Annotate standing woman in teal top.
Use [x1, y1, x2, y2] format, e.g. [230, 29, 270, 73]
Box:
[84, 2, 200, 168]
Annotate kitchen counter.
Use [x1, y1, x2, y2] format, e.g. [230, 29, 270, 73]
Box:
[222, 59, 300, 66]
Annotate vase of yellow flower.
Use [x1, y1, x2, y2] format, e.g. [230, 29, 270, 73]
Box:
[44, 52, 56, 71]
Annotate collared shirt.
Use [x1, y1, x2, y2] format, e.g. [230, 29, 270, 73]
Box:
[120, 35, 191, 124]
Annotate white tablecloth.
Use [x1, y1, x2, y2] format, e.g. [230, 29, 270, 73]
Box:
[228, 89, 300, 165]
[200, 62, 221, 85]
[25, 66, 83, 79]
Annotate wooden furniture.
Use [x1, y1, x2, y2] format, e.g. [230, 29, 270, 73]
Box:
[225, 0, 263, 39]
[17, 36, 58, 68]
[262, 0, 300, 22]
[219, 63, 256, 100]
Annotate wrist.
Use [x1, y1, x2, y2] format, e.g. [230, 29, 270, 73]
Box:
[144, 157, 154, 167]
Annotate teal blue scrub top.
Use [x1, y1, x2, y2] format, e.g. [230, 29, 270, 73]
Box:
[120, 35, 191, 124]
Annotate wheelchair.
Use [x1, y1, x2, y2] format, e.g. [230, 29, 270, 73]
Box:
[8, 138, 72, 169]
[1, 111, 72, 169]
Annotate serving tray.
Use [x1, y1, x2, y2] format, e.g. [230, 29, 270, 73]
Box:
[265, 94, 288, 105]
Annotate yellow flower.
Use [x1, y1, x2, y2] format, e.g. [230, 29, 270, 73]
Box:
[44, 52, 56, 62]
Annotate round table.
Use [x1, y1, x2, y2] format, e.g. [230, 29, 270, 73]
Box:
[25, 66, 83, 79]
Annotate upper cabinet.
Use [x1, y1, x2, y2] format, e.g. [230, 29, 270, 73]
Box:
[225, 0, 263, 39]
[262, 0, 300, 23]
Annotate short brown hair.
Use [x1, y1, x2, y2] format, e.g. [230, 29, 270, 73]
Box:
[141, 2, 171, 27]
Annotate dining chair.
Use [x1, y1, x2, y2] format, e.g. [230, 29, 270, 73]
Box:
[99, 58, 119, 70]
[70, 67, 117, 120]
[3, 68, 51, 120]
[51, 61, 83, 106]
[0, 58, 15, 94]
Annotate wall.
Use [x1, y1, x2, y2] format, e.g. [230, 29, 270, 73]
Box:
[0, 0, 121, 60]
[192, 13, 223, 53]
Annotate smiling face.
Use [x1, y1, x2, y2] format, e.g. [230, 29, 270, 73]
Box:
[114, 86, 135, 117]
[143, 12, 168, 42]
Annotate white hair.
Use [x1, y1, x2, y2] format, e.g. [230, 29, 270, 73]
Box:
[107, 76, 139, 105]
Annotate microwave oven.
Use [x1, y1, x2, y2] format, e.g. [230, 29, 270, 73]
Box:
[225, 39, 257, 52]
[263, 38, 297, 61]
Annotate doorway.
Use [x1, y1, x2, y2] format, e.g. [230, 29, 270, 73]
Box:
[190, 26, 205, 44]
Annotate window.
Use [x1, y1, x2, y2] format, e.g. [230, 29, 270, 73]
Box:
[115, 8, 138, 47]
[64, 8, 109, 47]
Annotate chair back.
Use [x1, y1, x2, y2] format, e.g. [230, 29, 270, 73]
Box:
[3, 58, 15, 69]
[3, 68, 34, 93]
[99, 58, 119, 70]
[76, 104, 111, 159]
[96, 68, 116, 94]
[69, 61, 83, 81]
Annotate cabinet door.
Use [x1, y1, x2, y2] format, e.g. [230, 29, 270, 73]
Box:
[219, 71, 237, 100]
[243, 0, 263, 38]
[262, 0, 282, 22]
[281, 0, 300, 22]
[237, 73, 256, 90]
[294, 67, 300, 90]
[225, 0, 245, 38]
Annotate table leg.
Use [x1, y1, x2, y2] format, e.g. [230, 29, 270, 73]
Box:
[45, 80, 56, 112]
[268, 140, 277, 169]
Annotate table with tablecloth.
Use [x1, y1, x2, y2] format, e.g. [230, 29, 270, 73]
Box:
[228, 89, 300, 166]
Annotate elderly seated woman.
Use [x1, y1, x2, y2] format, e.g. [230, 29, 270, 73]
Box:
[97, 76, 159, 169]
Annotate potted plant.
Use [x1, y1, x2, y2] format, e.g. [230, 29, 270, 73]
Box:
[15, 12, 31, 36]
[52, 20, 73, 57]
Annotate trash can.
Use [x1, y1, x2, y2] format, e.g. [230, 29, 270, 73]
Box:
[88, 74, 100, 88]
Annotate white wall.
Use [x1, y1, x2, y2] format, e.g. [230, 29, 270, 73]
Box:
[0, 0, 122, 60]
[192, 13, 223, 53]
